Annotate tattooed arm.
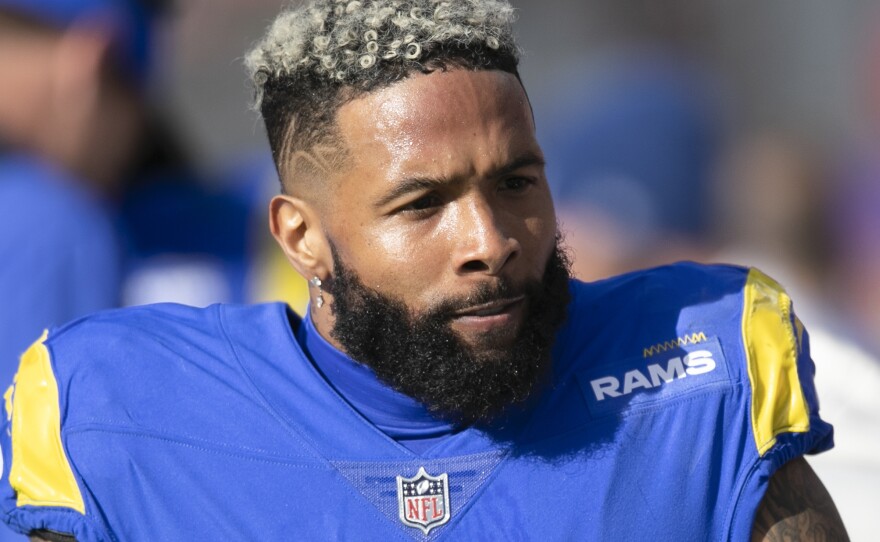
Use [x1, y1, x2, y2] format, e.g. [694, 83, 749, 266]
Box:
[751, 457, 849, 541]
[29, 532, 77, 542]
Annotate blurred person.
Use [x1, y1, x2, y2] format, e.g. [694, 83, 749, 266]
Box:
[820, 1, 880, 353]
[810, 9, 880, 533]
[119, 144, 310, 312]
[0, 0, 258, 317]
[818, 33, 880, 530]
[0, 0, 159, 390]
[0, 1, 847, 540]
[0, 2, 163, 541]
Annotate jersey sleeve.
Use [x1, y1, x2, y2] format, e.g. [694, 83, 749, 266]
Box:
[728, 268, 834, 539]
[0, 333, 108, 542]
[740, 268, 833, 460]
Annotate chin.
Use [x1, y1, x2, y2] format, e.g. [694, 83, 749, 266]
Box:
[450, 322, 522, 351]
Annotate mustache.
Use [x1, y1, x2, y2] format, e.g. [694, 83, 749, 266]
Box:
[421, 278, 529, 321]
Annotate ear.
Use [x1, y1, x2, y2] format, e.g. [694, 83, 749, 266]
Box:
[269, 194, 332, 282]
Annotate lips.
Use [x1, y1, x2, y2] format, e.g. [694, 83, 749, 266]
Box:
[448, 296, 527, 337]
[453, 296, 525, 318]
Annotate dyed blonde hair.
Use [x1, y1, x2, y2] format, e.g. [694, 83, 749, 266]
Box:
[245, 0, 521, 192]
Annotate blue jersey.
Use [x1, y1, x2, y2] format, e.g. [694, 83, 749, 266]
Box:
[0, 154, 120, 411]
[0, 263, 832, 541]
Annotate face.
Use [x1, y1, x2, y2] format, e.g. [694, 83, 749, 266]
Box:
[322, 68, 558, 349]
[271, 68, 569, 424]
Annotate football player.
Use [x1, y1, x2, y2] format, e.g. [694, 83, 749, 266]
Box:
[2, 0, 847, 540]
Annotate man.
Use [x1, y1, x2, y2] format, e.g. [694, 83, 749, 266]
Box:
[0, 3, 155, 541]
[1, 0, 847, 540]
[0, 0, 157, 403]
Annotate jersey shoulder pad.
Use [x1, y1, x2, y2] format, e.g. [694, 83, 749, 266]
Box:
[0, 332, 104, 540]
[740, 267, 831, 457]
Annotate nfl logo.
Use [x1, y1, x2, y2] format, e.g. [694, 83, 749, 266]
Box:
[396, 467, 451, 534]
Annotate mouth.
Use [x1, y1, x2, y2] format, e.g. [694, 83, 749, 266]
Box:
[453, 296, 525, 317]
[449, 296, 526, 336]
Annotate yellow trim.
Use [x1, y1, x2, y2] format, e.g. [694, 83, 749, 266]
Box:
[643, 332, 708, 358]
[742, 269, 810, 456]
[9, 331, 85, 513]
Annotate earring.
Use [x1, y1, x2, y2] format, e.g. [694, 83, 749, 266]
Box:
[310, 276, 325, 308]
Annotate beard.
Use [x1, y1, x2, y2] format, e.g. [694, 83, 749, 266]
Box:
[326, 236, 572, 427]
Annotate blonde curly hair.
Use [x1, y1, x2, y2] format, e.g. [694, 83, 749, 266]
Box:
[245, 0, 521, 191]
[246, 0, 517, 108]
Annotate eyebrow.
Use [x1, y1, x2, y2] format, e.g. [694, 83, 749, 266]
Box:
[373, 152, 546, 209]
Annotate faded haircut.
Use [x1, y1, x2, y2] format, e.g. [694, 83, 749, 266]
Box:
[245, 0, 521, 193]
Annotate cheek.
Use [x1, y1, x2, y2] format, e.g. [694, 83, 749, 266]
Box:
[509, 192, 557, 257]
[524, 214, 558, 264]
[372, 229, 424, 264]
[343, 223, 449, 292]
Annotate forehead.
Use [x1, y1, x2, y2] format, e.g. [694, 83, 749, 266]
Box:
[338, 68, 531, 135]
[332, 69, 536, 190]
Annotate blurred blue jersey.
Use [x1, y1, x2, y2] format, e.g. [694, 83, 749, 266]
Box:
[0, 263, 832, 540]
[0, 154, 119, 391]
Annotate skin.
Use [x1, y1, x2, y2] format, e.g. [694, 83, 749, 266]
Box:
[270, 68, 557, 352]
[751, 457, 849, 541]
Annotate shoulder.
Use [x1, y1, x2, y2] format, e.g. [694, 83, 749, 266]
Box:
[43, 302, 278, 382]
[562, 261, 818, 351]
[45, 302, 226, 359]
[29, 303, 286, 431]
[553, 263, 750, 408]
[568, 261, 749, 311]
[545, 263, 835, 539]
[558, 262, 832, 450]
[560, 262, 750, 364]
[0, 303, 287, 540]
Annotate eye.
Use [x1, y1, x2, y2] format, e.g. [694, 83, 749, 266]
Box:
[400, 193, 443, 215]
[499, 176, 534, 193]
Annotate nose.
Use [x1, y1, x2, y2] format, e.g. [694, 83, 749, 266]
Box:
[453, 197, 521, 276]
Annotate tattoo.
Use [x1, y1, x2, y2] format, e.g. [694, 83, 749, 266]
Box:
[751, 457, 849, 541]
[29, 530, 77, 542]
[288, 146, 336, 178]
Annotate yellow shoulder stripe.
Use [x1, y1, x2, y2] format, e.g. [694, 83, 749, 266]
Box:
[10, 331, 85, 513]
[741, 269, 810, 456]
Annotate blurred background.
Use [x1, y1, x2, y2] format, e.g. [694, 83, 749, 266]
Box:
[1, 0, 878, 539]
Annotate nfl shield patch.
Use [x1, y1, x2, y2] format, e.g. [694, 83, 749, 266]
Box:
[396, 467, 451, 534]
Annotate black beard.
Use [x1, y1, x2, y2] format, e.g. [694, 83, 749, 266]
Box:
[326, 238, 572, 427]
